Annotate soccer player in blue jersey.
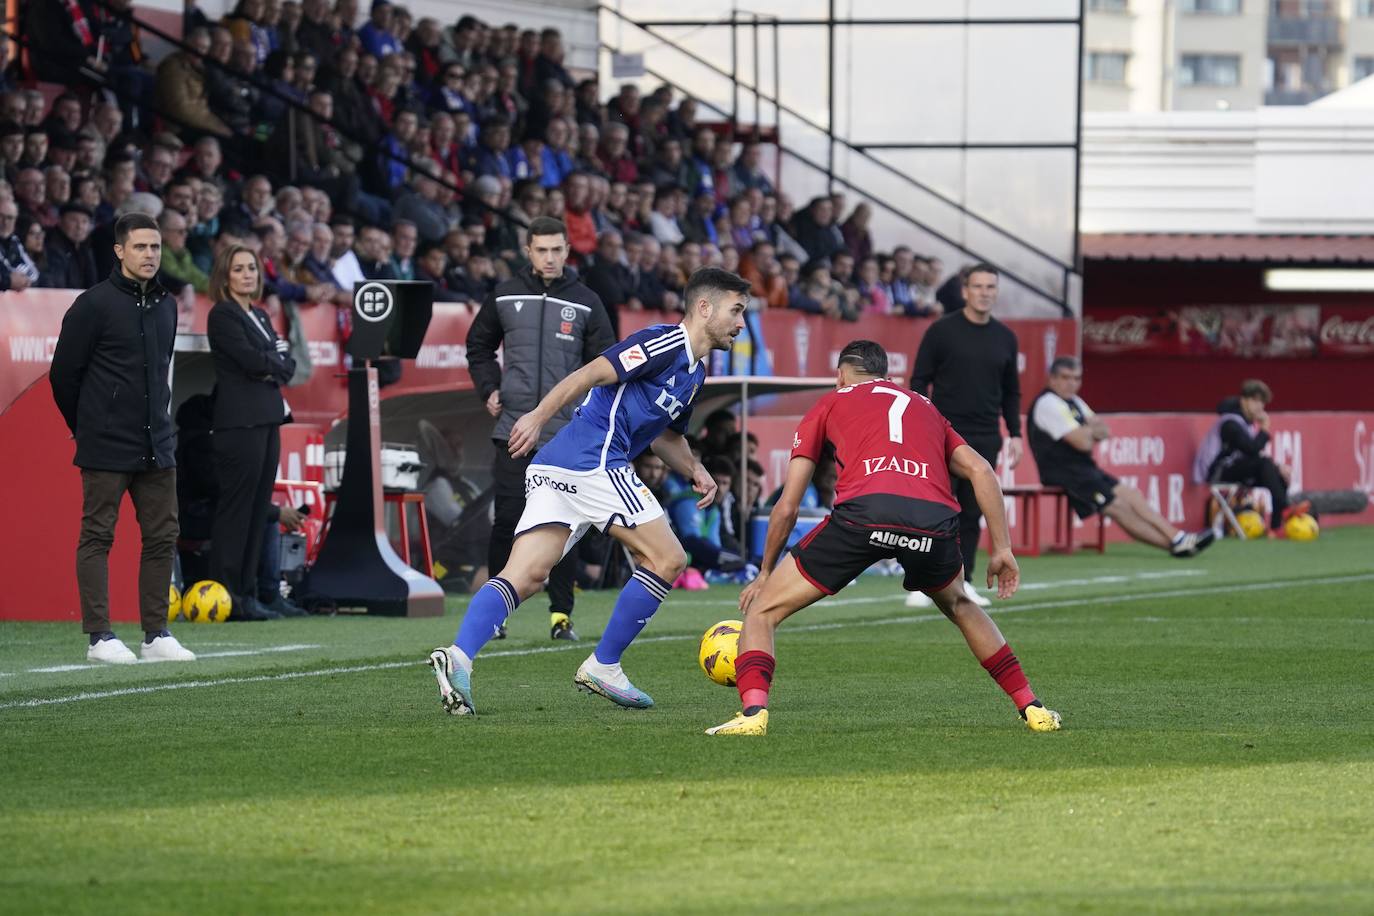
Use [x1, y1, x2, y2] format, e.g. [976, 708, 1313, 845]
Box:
[428, 267, 751, 715]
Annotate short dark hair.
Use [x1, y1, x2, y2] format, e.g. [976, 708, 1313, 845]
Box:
[1049, 356, 1081, 376]
[683, 267, 751, 309]
[526, 216, 566, 240]
[704, 409, 736, 431]
[703, 456, 736, 479]
[1240, 379, 1272, 404]
[114, 212, 159, 247]
[964, 262, 999, 283]
[837, 339, 887, 377]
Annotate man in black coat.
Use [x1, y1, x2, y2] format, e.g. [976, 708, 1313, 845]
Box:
[49, 212, 196, 664]
[42, 203, 99, 289]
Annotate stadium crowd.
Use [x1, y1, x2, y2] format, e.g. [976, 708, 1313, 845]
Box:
[5, 0, 965, 322]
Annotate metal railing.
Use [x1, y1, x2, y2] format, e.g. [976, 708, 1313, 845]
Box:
[598, 4, 1080, 316]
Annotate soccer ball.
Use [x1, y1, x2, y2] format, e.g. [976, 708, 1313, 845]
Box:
[182, 580, 233, 623]
[1236, 509, 1266, 540]
[168, 584, 181, 622]
[1285, 512, 1319, 542]
[699, 620, 742, 687]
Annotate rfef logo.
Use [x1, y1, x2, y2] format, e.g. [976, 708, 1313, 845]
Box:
[355, 282, 394, 323]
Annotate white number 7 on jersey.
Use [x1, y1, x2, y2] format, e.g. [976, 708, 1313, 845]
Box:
[873, 386, 911, 444]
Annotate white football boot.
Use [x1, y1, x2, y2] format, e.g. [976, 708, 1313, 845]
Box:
[140, 632, 197, 662]
[87, 636, 138, 665]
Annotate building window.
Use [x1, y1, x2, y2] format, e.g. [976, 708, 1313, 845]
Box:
[1179, 54, 1241, 86]
[1355, 58, 1374, 81]
[1181, 0, 1241, 12]
[1086, 52, 1129, 83]
[1087, 0, 1129, 11]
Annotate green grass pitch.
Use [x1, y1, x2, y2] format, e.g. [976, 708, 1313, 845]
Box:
[2, 528, 1373, 914]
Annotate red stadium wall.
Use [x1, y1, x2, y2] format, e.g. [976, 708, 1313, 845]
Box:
[1082, 260, 1374, 412]
[35, 285, 1363, 623]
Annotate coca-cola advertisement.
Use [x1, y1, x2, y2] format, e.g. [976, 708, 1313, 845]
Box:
[1319, 313, 1374, 357]
[1085, 306, 1323, 358]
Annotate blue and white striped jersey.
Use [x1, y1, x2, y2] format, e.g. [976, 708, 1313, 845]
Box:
[532, 323, 705, 471]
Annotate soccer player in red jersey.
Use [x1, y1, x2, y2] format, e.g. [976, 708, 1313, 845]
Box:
[706, 340, 1062, 736]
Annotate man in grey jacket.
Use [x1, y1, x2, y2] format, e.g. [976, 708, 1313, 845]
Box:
[466, 216, 616, 640]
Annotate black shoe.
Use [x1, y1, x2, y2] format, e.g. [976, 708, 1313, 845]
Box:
[494, 623, 507, 640]
[551, 618, 579, 641]
[260, 593, 308, 617]
[231, 595, 282, 621]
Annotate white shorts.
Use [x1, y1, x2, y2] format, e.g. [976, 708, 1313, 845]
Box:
[516, 464, 665, 555]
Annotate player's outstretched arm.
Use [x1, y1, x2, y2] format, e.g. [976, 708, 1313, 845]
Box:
[949, 444, 1020, 600]
[508, 356, 619, 457]
[650, 430, 716, 509]
[740, 456, 817, 613]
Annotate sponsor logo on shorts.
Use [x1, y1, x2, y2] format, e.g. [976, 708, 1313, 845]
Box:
[619, 344, 647, 371]
[869, 531, 933, 552]
[527, 474, 579, 495]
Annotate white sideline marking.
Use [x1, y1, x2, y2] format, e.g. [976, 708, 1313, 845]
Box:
[671, 568, 1207, 607]
[3, 573, 1371, 712]
[24, 644, 323, 674]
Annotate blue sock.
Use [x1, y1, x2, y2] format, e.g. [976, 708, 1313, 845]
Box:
[595, 567, 672, 665]
[455, 577, 520, 660]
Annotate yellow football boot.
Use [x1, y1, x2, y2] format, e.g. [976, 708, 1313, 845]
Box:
[705, 709, 769, 736]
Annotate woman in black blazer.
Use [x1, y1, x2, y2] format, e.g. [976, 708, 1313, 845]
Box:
[206, 245, 296, 621]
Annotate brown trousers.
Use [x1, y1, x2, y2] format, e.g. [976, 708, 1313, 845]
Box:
[77, 468, 179, 634]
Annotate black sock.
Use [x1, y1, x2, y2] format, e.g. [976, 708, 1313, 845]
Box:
[144, 629, 170, 644]
[88, 631, 115, 646]
[743, 704, 765, 716]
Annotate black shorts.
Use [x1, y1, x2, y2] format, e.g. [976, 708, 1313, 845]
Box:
[1042, 465, 1120, 520]
[791, 517, 964, 596]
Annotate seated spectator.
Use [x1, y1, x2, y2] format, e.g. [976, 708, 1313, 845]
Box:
[377, 108, 420, 193]
[393, 158, 451, 243]
[1029, 357, 1214, 556]
[15, 168, 47, 227]
[680, 188, 719, 246]
[301, 222, 339, 284]
[1194, 379, 1311, 537]
[14, 214, 47, 283]
[767, 454, 836, 510]
[561, 172, 596, 260]
[354, 224, 397, 279]
[596, 122, 638, 184]
[583, 229, 639, 333]
[730, 140, 774, 196]
[0, 199, 36, 291]
[841, 202, 873, 262]
[791, 195, 845, 262]
[534, 27, 575, 90]
[668, 456, 746, 575]
[648, 184, 686, 246]
[0, 122, 24, 183]
[414, 240, 467, 302]
[156, 26, 231, 138]
[855, 255, 889, 314]
[158, 209, 208, 293]
[741, 241, 788, 308]
[634, 235, 677, 311]
[936, 263, 969, 314]
[40, 203, 97, 289]
[462, 117, 513, 180]
[358, 0, 402, 58]
[390, 219, 418, 279]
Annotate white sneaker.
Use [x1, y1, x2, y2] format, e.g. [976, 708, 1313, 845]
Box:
[87, 636, 138, 665]
[904, 590, 934, 608]
[140, 633, 196, 662]
[963, 582, 992, 607]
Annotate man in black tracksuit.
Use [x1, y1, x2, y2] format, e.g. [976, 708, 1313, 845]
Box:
[910, 263, 1023, 607]
[466, 216, 616, 640]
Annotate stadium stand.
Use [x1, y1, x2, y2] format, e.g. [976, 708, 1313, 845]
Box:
[2, 0, 965, 322]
